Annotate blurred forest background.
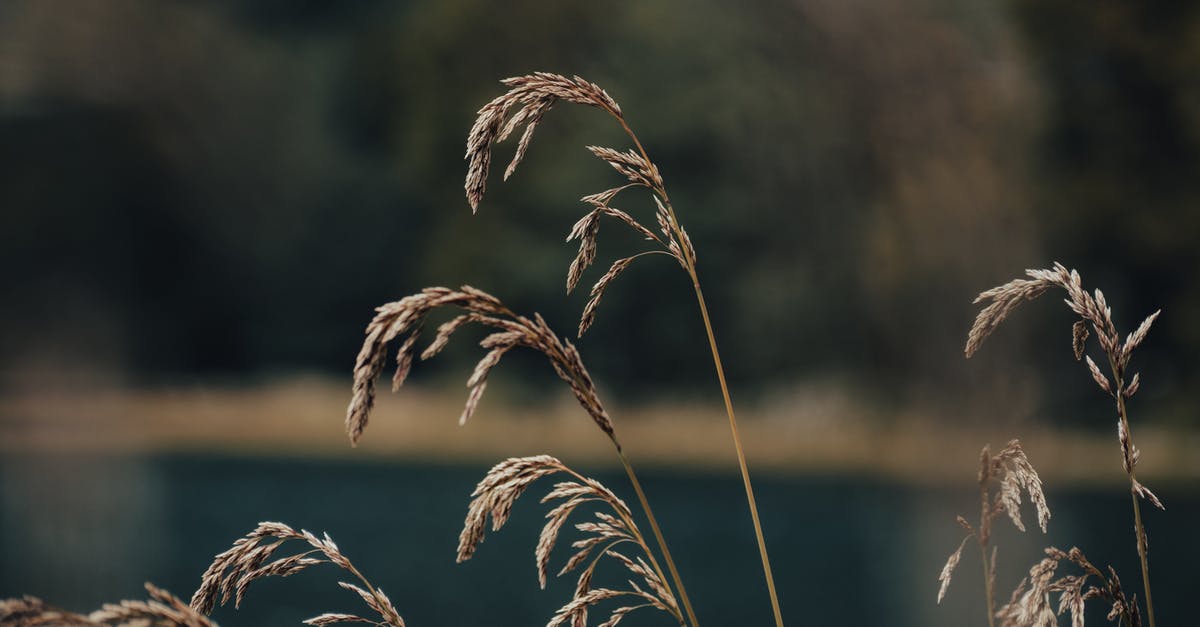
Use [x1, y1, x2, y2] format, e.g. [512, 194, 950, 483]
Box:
[1, 0, 1198, 428]
[3, 1, 1200, 626]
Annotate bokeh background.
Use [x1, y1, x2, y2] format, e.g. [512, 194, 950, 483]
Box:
[2, 1, 1198, 625]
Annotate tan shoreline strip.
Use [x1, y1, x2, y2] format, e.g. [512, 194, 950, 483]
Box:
[2, 377, 1197, 487]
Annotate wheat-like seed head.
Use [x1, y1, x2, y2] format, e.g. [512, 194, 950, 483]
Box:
[302, 613, 378, 626]
[585, 146, 663, 190]
[346, 286, 616, 448]
[966, 263, 1161, 381]
[564, 206, 664, 296]
[0, 596, 102, 626]
[189, 522, 404, 627]
[996, 556, 1059, 627]
[457, 456, 681, 627]
[997, 547, 1143, 627]
[989, 440, 1051, 534]
[465, 73, 620, 211]
[579, 257, 635, 337]
[2, 585, 218, 627]
[974, 439, 1051, 538]
[464, 73, 696, 338]
[938, 438, 1050, 606]
[566, 211, 601, 293]
[967, 263, 1165, 512]
[1, 586, 220, 627]
[937, 535, 969, 604]
[89, 584, 219, 627]
[964, 265, 1164, 626]
[1131, 478, 1163, 512]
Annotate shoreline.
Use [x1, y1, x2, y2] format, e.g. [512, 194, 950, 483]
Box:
[2, 377, 1197, 487]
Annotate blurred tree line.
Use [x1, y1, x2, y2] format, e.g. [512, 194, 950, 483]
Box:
[1, 0, 1196, 425]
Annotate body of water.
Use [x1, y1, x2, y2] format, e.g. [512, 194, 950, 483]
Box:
[1, 453, 1194, 626]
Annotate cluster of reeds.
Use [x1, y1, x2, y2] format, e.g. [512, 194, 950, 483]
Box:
[343, 284, 696, 626]
[1, 70, 750, 627]
[175, 73, 740, 627]
[197, 70, 782, 627]
[938, 262, 1166, 627]
[5, 519, 415, 627]
[462, 72, 781, 626]
[0, 75, 1176, 627]
[4, 520, 411, 627]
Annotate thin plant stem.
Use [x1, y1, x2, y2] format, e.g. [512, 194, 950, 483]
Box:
[978, 478, 995, 627]
[1110, 356, 1156, 627]
[1128, 488, 1153, 627]
[601, 105, 784, 627]
[619, 452, 699, 627]
[683, 264, 784, 627]
[556, 353, 700, 619]
[979, 543, 995, 627]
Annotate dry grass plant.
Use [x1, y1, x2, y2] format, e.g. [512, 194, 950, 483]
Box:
[462, 72, 783, 627]
[1, 523, 404, 627]
[995, 547, 1142, 627]
[5, 78, 1179, 627]
[345, 285, 695, 626]
[190, 522, 405, 627]
[460, 455, 681, 627]
[937, 439, 1050, 627]
[2, 584, 216, 627]
[0, 596, 97, 626]
[962, 263, 1165, 627]
[0, 73, 717, 627]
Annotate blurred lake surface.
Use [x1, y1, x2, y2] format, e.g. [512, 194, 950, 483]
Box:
[2, 454, 1196, 626]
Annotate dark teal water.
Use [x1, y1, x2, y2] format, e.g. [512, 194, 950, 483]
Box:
[1, 454, 1195, 626]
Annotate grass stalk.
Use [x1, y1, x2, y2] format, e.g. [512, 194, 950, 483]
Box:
[977, 478, 996, 627]
[965, 263, 1162, 626]
[1111, 358, 1156, 627]
[462, 75, 786, 626]
[606, 108, 784, 627]
[979, 542, 995, 627]
[549, 349, 698, 626]
[1129, 486, 1154, 627]
[618, 452, 699, 627]
[685, 267, 784, 627]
